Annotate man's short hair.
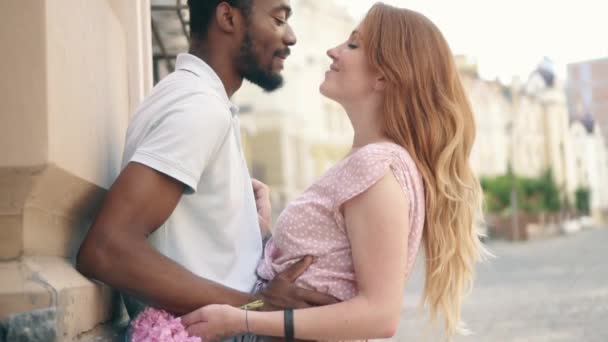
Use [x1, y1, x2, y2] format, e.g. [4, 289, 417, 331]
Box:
[188, 0, 253, 40]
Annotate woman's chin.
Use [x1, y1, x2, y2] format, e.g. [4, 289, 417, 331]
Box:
[319, 82, 335, 100]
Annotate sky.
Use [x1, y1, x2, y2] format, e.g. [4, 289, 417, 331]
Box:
[332, 0, 608, 84]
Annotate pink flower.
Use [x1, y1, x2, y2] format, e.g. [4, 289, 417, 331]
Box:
[131, 307, 201, 342]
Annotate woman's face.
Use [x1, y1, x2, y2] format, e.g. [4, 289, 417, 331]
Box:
[320, 25, 379, 105]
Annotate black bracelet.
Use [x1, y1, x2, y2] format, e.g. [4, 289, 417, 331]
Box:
[284, 308, 294, 342]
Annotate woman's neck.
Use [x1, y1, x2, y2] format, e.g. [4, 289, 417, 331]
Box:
[344, 102, 391, 149]
[352, 129, 390, 149]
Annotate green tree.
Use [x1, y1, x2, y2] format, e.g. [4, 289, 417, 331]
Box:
[575, 187, 591, 215]
[481, 169, 562, 215]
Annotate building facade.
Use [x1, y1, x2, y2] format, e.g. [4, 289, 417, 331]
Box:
[567, 58, 608, 148]
[457, 57, 512, 178]
[566, 58, 608, 222]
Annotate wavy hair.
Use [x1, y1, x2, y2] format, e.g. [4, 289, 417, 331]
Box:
[360, 3, 488, 338]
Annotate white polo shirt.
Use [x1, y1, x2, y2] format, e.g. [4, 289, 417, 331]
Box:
[121, 53, 262, 293]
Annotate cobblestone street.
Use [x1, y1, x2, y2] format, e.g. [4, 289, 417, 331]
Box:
[386, 228, 608, 342]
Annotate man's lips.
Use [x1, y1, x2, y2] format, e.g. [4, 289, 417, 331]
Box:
[275, 49, 291, 60]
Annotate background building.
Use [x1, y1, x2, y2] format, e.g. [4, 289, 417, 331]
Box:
[457, 56, 511, 178]
[567, 58, 608, 148]
[567, 58, 608, 221]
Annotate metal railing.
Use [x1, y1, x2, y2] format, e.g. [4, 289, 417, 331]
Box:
[151, 0, 190, 83]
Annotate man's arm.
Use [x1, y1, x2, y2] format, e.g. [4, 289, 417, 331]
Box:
[77, 163, 338, 315]
[182, 172, 409, 340]
[76, 162, 253, 315]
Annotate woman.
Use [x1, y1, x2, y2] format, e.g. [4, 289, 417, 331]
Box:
[183, 3, 486, 341]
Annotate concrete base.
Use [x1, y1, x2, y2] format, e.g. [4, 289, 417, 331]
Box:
[0, 257, 117, 341]
[0, 165, 119, 341]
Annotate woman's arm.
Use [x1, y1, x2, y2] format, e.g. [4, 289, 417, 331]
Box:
[184, 171, 410, 340]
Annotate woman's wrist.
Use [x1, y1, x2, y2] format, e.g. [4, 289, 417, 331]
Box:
[230, 307, 248, 335]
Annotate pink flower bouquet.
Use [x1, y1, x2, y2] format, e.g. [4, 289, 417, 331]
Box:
[130, 307, 201, 342]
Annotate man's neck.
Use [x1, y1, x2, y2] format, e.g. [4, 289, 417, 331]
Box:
[189, 44, 243, 98]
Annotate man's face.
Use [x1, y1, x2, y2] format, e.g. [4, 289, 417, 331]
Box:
[235, 0, 296, 92]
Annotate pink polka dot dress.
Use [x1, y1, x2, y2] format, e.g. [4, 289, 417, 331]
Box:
[256, 141, 425, 340]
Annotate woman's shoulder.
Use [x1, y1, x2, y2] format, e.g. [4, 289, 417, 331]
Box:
[329, 141, 413, 187]
[318, 141, 421, 190]
[346, 141, 416, 169]
[348, 141, 424, 192]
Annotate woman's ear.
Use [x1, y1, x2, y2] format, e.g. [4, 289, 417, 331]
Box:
[374, 76, 387, 92]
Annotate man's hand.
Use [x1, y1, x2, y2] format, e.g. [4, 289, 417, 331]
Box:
[252, 178, 272, 238]
[258, 256, 340, 310]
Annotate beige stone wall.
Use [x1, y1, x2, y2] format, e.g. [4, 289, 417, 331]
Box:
[0, 1, 48, 167]
[0, 0, 152, 340]
[1, 0, 152, 186]
[44, 0, 152, 189]
[45, 0, 130, 189]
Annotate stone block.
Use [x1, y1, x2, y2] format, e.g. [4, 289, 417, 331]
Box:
[0, 257, 115, 341]
[0, 165, 105, 260]
[0, 215, 22, 260]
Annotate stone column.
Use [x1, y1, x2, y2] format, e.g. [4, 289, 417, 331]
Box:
[0, 0, 151, 340]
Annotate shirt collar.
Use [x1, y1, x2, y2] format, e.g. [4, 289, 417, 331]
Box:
[175, 53, 239, 115]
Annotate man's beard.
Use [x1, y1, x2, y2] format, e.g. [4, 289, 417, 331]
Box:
[236, 32, 287, 92]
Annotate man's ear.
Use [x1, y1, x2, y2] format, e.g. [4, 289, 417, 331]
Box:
[215, 2, 246, 34]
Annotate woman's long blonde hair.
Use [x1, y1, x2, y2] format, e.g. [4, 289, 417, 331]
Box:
[361, 3, 487, 338]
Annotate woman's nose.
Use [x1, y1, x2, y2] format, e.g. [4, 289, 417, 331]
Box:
[327, 46, 339, 61]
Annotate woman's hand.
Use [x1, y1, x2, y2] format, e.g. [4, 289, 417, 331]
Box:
[252, 178, 272, 238]
[181, 304, 245, 341]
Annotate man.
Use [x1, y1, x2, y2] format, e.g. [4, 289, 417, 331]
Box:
[76, 0, 335, 328]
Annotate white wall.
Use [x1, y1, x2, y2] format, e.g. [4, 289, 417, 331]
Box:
[512, 95, 548, 177]
[467, 77, 510, 177]
[569, 122, 608, 217]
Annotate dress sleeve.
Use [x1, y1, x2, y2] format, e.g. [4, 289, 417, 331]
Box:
[334, 145, 400, 209]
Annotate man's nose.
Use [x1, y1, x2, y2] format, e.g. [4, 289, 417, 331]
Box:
[284, 24, 297, 46]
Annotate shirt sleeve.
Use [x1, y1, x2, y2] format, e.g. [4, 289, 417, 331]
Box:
[129, 92, 232, 193]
